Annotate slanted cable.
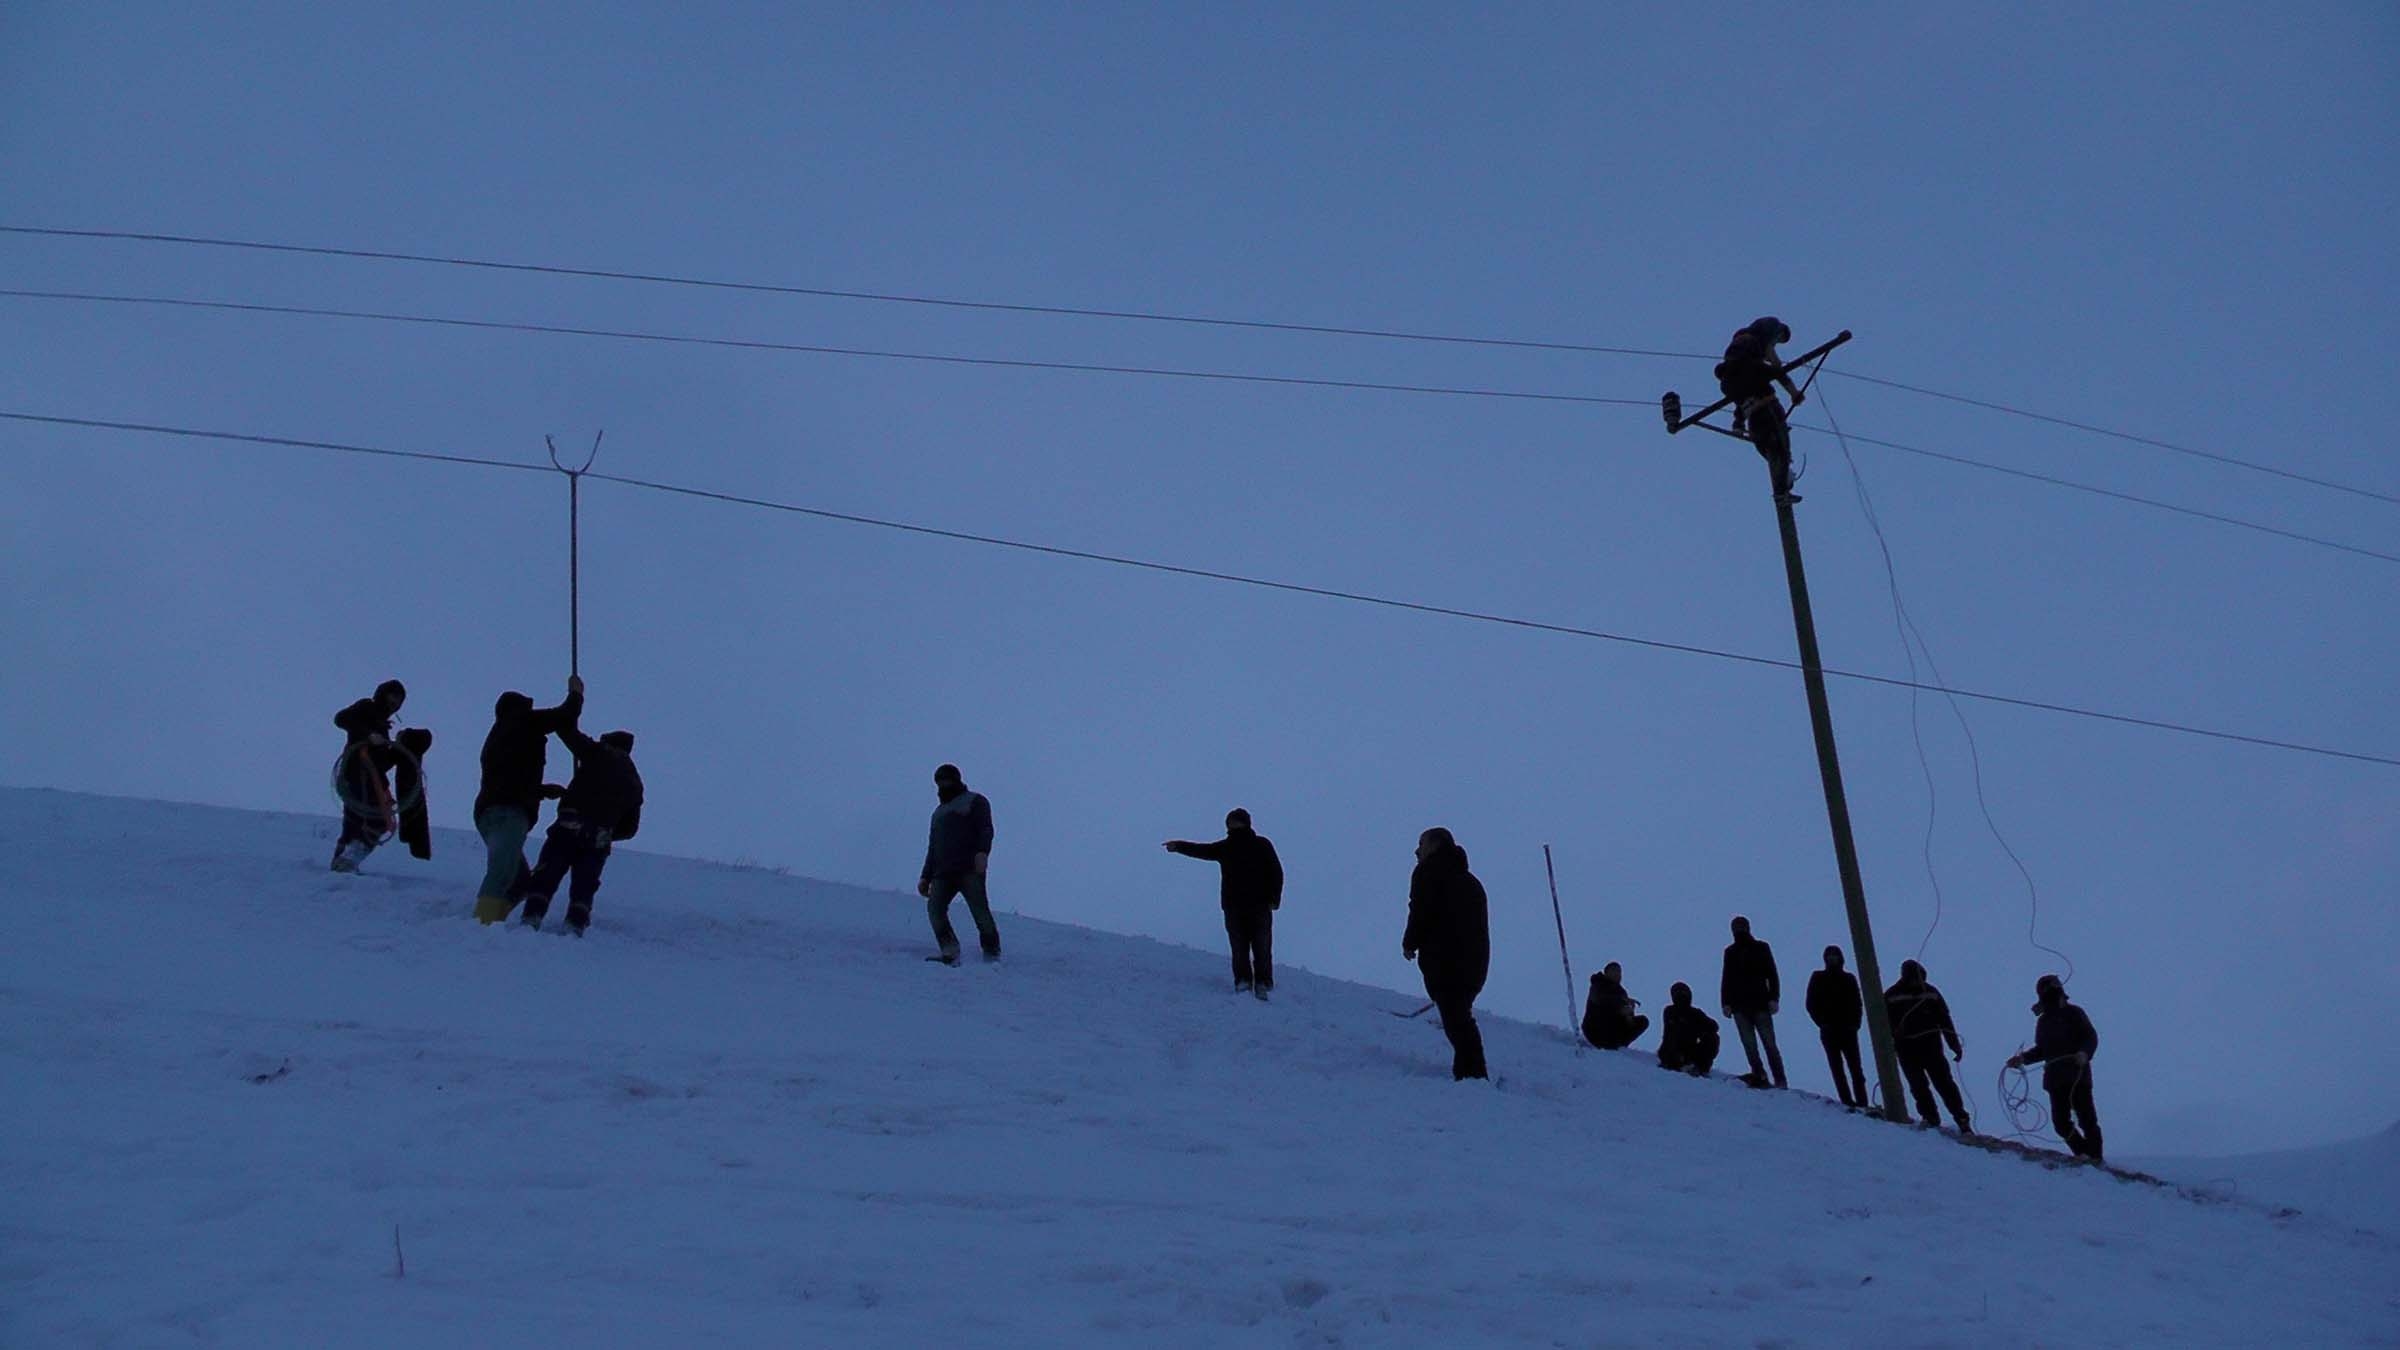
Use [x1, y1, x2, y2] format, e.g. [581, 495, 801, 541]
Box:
[1812, 386, 2077, 983]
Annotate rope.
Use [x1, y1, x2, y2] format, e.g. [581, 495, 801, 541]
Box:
[1814, 387, 2077, 981]
[1998, 1060, 2049, 1140]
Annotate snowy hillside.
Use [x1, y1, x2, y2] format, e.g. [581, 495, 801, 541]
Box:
[3, 788, 2393, 1347]
[2134, 1125, 2400, 1238]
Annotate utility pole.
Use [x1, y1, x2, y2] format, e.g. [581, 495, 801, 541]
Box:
[545, 432, 604, 678]
[1764, 461, 1908, 1122]
[1663, 331, 1908, 1123]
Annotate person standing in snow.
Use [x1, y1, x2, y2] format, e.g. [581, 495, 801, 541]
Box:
[1403, 827, 1490, 1082]
[517, 726, 642, 936]
[472, 675, 583, 924]
[1163, 807, 1284, 998]
[1715, 315, 1807, 502]
[1806, 945, 1870, 1109]
[1885, 959, 1974, 1133]
[1656, 982, 1721, 1076]
[1720, 915, 1787, 1088]
[920, 763, 1000, 965]
[1581, 961, 1650, 1050]
[330, 678, 408, 873]
[2008, 974, 2103, 1161]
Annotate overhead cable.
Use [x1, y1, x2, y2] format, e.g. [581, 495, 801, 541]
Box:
[9, 221, 2391, 505]
[8, 407, 2394, 771]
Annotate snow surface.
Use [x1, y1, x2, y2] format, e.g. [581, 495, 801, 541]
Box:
[3, 787, 2394, 1347]
[2133, 1124, 2400, 1239]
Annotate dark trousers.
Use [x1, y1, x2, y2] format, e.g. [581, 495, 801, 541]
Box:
[1429, 986, 1488, 1081]
[1732, 1009, 1786, 1086]
[927, 871, 1001, 958]
[1585, 1013, 1650, 1051]
[1897, 1038, 1970, 1128]
[520, 818, 610, 932]
[1224, 907, 1273, 989]
[1742, 398, 1796, 495]
[2047, 1061, 2104, 1160]
[334, 811, 385, 862]
[1659, 1037, 1717, 1076]
[1820, 1028, 1868, 1107]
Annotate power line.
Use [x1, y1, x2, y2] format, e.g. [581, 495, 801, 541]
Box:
[1800, 423, 2400, 567]
[1830, 369, 2400, 507]
[0, 289, 1657, 411]
[7, 285, 2394, 569]
[9, 221, 2392, 507]
[8, 406, 2395, 771]
[0, 410, 547, 475]
[0, 223, 1703, 360]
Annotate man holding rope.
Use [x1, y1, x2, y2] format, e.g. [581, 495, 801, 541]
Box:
[2008, 975, 2104, 1162]
[330, 678, 408, 873]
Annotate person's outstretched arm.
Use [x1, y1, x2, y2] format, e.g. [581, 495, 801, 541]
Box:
[533, 677, 586, 733]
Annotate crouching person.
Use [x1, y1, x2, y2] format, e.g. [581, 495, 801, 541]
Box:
[1581, 962, 1650, 1050]
[1657, 983, 1720, 1076]
[519, 727, 642, 936]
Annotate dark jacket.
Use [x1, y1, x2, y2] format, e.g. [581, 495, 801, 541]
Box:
[1884, 979, 1963, 1054]
[1582, 974, 1641, 1047]
[2022, 1001, 2100, 1091]
[334, 697, 393, 748]
[921, 788, 994, 882]
[1167, 828, 1284, 912]
[475, 687, 584, 822]
[395, 727, 434, 860]
[1659, 1004, 1721, 1066]
[556, 726, 642, 842]
[1404, 843, 1490, 998]
[1806, 968, 1863, 1033]
[1720, 936, 1781, 1014]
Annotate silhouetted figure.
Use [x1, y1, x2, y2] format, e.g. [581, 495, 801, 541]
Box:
[1720, 915, 1787, 1088]
[330, 678, 408, 873]
[1657, 983, 1721, 1077]
[473, 675, 583, 923]
[919, 763, 1000, 965]
[2009, 974, 2103, 1162]
[1581, 961, 1650, 1050]
[1403, 828, 1490, 1081]
[518, 727, 642, 937]
[393, 726, 434, 861]
[1806, 945, 1870, 1108]
[1885, 959, 1973, 1133]
[1717, 315, 1807, 501]
[1165, 807, 1285, 999]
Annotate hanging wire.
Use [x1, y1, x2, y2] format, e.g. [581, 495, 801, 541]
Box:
[1813, 385, 2078, 982]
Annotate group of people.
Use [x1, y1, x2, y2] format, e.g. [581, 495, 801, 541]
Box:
[328, 682, 2103, 1161]
[1162, 813, 1489, 1082]
[1579, 917, 2105, 1160]
[329, 674, 644, 936]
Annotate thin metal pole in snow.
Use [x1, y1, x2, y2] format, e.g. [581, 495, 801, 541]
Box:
[545, 432, 604, 678]
[1544, 845, 1580, 1044]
